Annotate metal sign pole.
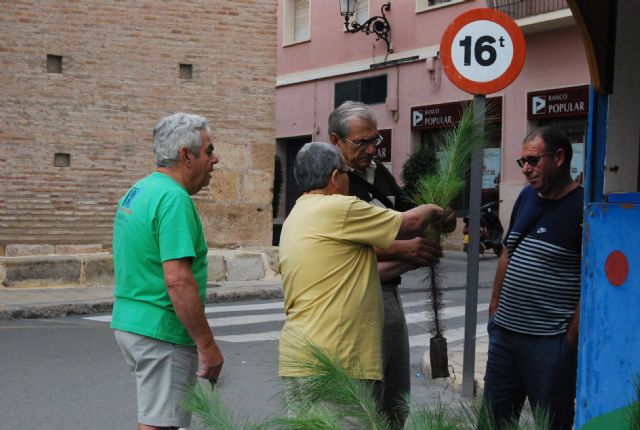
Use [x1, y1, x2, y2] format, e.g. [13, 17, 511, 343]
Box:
[462, 94, 485, 397]
[439, 6, 525, 398]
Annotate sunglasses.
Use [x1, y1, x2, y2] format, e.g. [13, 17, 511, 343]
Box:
[516, 153, 554, 168]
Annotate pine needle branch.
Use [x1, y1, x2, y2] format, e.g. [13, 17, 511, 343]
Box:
[278, 333, 390, 430]
[184, 381, 270, 430]
[412, 102, 488, 373]
[413, 103, 486, 209]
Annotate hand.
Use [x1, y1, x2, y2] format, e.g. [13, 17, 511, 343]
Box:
[196, 342, 224, 382]
[566, 324, 579, 349]
[423, 204, 445, 224]
[438, 208, 458, 233]
[488, 299, 499, 317]
[433, 208, 457, 233]
[401, 236, 443, 267]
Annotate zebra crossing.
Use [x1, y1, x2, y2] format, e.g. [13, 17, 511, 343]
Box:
[84, 292, 490, 348]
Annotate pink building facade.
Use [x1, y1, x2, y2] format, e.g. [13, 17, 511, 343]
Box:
[275, 0, 590, 238]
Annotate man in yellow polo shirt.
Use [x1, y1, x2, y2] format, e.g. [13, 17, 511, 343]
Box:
[279, 142, 447, 406]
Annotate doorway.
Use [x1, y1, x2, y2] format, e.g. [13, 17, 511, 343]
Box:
[273, 135, 312, 245]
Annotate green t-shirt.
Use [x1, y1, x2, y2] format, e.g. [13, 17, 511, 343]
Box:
[111, 172, 208, 345]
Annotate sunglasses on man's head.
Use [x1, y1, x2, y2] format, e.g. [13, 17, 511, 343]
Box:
[516, 153, 554, 168]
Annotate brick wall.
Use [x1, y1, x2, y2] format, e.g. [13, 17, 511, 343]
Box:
[0, 0, 277, 254]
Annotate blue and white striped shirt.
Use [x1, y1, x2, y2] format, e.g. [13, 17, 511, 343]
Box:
[495, 185, 583, 335]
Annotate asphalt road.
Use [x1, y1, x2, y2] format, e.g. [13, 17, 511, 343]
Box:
[0, 252, 498, 429]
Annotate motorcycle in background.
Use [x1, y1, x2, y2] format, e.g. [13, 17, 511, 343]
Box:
[463, 201, 504, 256]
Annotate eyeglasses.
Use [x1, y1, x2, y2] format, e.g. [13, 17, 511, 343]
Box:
[516, 153, 554, 168]
[342, 134, 383, 148]
[335, 168, 350, 175]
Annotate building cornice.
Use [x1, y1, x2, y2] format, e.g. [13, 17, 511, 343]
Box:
[277, 8, 575, 88]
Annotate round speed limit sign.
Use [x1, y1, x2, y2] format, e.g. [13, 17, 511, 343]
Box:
[440, 8, 526, 95]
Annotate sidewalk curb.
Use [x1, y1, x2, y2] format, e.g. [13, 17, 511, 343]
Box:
[0, 300, 115, 320]
[0, 281, 284, 320]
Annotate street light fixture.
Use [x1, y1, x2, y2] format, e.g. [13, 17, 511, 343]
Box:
[339, 1, 393, 53]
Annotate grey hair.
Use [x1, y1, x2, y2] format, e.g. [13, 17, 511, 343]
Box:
[328, 100, 378, 138]
[153, 112, 212, 167]
[294, 142, 345, 193]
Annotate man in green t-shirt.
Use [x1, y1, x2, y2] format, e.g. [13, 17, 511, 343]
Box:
[111, 112, 223, 430]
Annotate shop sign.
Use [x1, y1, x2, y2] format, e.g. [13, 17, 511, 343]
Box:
[527, 85, 589, 119]
[411, 98, 502, 130]
[482, 148, 501, 189]
[374, 129, 392, 163]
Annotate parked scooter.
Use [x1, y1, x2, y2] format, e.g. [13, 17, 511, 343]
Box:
[463, 201, 504, 255]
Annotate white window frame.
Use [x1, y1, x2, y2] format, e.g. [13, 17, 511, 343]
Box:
[283, 0, 311, 46]
[416, 0, 466, 14]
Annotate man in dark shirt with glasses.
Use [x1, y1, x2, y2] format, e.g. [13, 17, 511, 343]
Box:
[483, 127, 583, 430]
[329, 101, 455, 429]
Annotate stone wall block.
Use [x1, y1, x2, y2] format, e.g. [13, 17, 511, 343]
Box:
[198, 203, 272, 248]
[241, 171, 274, 206]
[247, 245, 279, 275]
[1, 255, 82, 287]
[82, 253, 114, 287]
[251, 143, 276, 170]
[226, 252, 265, 282]
[206, 252, 227, 282]
[209, 170, 239, 202]
[5, 244, 55, 257]
[56, 244, 104, 254]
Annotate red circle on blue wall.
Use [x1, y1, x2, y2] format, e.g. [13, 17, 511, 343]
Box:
[605, 251, 629, 287]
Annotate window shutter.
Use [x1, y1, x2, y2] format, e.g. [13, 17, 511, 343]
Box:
[294, 0, 309, 41]
[356, 1, 369, 24]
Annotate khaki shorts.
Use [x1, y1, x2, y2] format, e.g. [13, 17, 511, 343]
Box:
[114, 330, 198, 428]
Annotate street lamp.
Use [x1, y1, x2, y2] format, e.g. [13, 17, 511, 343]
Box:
[339, 1, 393, 53]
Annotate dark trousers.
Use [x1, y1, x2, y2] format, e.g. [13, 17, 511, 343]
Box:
[381, 285, 410, 429]
[483, 318, 578, 430]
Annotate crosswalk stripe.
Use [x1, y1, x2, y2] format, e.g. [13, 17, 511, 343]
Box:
[84, 315, 112, 322]
[84, 298, 446, 324]
[213, 304, 489, 344]
[399, 299, 431, 308]
[217, 331, 282, 343]
[409, 323, 489, 348]
[207, 313, 285, 327]
[216, 323, 490, 345]
[204, 302, 284, 313]
[405, 303, 489, 324]
[84, 299, 491, 346]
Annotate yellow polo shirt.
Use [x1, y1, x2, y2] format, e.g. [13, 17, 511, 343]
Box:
[278, 194, 402, 380]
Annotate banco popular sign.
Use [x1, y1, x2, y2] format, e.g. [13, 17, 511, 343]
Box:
[527, 85, 589, 119]
[411, 98, 502, 130]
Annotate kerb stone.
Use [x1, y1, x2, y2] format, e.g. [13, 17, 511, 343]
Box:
[82, 254, 114, 287]
[1, 255, 82, 287]
[206, 252, 226, 282]
[226, 252, 265, 282]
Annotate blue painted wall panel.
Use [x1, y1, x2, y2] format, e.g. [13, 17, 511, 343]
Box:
[576, 202, 640, 428]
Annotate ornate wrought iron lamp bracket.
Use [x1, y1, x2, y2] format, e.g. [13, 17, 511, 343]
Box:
[343, 2, 392, 53]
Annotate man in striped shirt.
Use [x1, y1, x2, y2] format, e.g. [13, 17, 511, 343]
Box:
[483, 127, 583, 430]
